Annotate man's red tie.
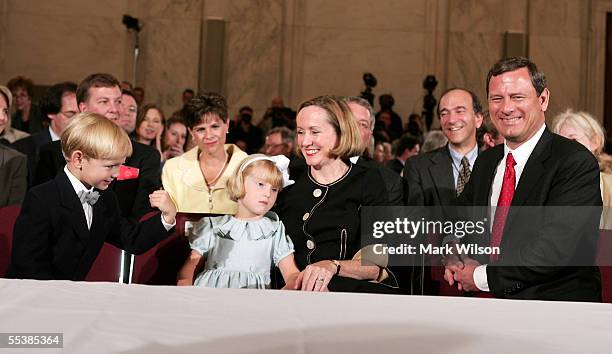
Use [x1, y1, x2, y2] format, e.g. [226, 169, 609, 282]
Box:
[490, 152, 516, 262]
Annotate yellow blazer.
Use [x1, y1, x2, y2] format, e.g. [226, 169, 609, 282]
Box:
[601, 172, 612, 230]
[162, 144, 248, 214]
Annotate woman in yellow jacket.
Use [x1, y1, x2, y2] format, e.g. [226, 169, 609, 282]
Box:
[162, 93, 247, 214]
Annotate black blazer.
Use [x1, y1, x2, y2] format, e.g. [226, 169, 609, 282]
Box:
[7, 171, 172, 280]
[356, 157, 405, 206]
[33, 140, 161, 221]
[11, 129, 52, 188]
[403, 146, 457, 207]
[459, 128, 602, 301]
[385, 158, 404, 176]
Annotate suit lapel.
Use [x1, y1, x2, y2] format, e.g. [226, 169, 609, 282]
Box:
[429, 147, 456, 204]
[477, 146, 504, 205]
[511, 129, 552, 206]
[55, 171, 90, 244]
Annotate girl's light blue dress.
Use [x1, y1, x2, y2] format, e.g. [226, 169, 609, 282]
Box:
[188, 211, 294, 289]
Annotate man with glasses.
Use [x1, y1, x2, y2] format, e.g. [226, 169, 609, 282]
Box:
[263, 126, 294, 158]
[13, 81, 78, 188]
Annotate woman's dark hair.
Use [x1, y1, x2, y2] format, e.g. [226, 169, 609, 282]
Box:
[183, 92, 228, 128]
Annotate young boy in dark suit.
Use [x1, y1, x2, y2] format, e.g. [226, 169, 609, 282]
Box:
[8, 113, 177, 281]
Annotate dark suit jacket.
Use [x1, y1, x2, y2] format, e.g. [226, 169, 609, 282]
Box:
[33, 140, 161, 221]
[7, 171, 172, 280]
[0, 144, 27, 207]
[385, 158, 404, 176]
[459, 128, 602, 301]
[403, 145, 457, 207]
[356, 157, 404, 206]
[11, 129, 52, 188]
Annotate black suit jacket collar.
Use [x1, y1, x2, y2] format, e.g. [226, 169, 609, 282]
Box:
[33, 129, 52, 148]
[427, 146, 455, 203]
[53, 171, 110, 245]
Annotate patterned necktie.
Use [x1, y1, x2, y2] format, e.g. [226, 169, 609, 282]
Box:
[456, 156, 471, 196]
[490, 152, 516, 262]
[78, 190, 100, 206]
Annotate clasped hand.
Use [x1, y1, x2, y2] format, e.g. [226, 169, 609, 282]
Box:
[443, 253, 480, 292]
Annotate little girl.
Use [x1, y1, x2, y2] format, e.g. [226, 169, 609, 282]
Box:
[179, 154, 300, 289]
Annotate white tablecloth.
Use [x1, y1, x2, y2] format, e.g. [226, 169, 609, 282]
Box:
[0, 278, 611, 354]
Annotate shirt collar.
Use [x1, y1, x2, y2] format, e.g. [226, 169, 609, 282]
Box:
[503, 123, 546, 167]
[49, 126, 60, 142]
[64, 165, 94, 201]
[448, 143, 479, 169]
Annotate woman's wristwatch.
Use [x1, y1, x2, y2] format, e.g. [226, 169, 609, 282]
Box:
[332, 260, 341, 276]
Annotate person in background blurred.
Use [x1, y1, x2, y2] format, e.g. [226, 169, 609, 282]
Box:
[0, 85, 26, 206]
[133, 87, 145, 106]
[263, 126, 295, 158]
[387, 134, 420, 175]
[477, 111, 504, 151]
[7, 76, 44, 134]
[12, 82, 77, 188]
[118, 90, 138, 136]
[0, 85, 28, 145]
[551, 109, 612, 229]
[161, 116, 187, 162]
[135, 103, 165, 158]
[420, 130, 448, 153]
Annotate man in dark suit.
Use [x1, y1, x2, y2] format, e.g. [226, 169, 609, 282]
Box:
[386, 134, 420, 175]
[345, 96, 404, 206]
[447, 57, 602, 302]
[402, 88, 483, 295]
[33, 74, 161, 221]
[403, 88, 483, 206]
[13, 82, 78, 188]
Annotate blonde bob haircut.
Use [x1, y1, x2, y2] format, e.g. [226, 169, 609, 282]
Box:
[551, 109, 605, 155]
[61, 112, 133, 160]
[297, 95, 363, 159]
[226, 154, 284, 202]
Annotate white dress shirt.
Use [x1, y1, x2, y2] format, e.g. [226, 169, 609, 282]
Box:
[64, 166, 176, 231]
[474, 124, 546, 292]
[448, 144, 479, 189]
[49, 126, 60, 142]
[64, 165, 95, 229]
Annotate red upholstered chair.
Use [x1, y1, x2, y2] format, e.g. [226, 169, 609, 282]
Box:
[85, 211, 160, 283]
[131, 213, 204, 285]
[85, 243, 122, 282]
[0, 205, 21, 277]
[597, 229, 612, 303]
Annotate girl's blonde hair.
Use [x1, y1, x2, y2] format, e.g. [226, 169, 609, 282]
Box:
[61, 112, 133, 160]
[226, 154, 284, 202]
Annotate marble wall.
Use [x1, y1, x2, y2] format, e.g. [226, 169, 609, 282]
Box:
[0, 0, 607, 127]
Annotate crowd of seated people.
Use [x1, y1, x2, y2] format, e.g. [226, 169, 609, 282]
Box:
[2, 56, 611, 302]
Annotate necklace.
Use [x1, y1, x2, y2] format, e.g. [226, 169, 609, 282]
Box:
[203, 151, 229, 188]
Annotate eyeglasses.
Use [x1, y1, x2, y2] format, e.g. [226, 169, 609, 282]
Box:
[60, 111, 78, 118]
[264, 143, 286, 149]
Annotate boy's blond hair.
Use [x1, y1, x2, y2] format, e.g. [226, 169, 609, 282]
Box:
[61, 112, 133, 160]
[226, 154, 284, 202]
